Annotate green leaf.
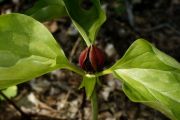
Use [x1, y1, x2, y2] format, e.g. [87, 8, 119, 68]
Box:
[111, 39, 180, 120]
[79, 75, 97, 99]
[0, 86, 17, 100]
[0, 13, 69, 89]
[111, 39, 180, 70]
[63, 0, 106, 46]
[26, 0, 67, 22]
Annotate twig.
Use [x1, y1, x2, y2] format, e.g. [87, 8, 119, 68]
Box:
[0, 91, 31, 120]
[167, 24, 180, 36]
[79, 89, 86, 120]
[142, 23, 170, 32]
[26, 112, 67, 120]
[69, 37, 81, 62]
[141, 23, 180, 36]
[124, 0, 135, 28]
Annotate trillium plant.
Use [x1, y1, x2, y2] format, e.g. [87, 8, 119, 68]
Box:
[0, 0, 180, 120]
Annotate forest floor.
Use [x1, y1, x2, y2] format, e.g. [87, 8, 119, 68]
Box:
[0, 0, 180, 120]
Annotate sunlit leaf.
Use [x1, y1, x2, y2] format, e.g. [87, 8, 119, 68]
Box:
[0, 13, 69, 89]
[63, 0, 106, 46]
[26, 0, 67, 22]
[0, 86, 17, 100]
[111, 39, 180, 120]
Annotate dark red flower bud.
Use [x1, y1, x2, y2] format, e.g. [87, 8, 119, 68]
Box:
[79, 45, 105, 73]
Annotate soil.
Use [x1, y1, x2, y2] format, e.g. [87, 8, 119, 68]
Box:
[0, 0, 180, 120]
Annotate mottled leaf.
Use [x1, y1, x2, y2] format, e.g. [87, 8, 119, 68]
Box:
[0, 13, 69, 89]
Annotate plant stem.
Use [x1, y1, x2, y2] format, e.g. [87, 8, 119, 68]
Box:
[91, 88, 98, 120]
[66, 62, 113, 77]
[95, 68, 112, 77]
[66, 63, 85, 76]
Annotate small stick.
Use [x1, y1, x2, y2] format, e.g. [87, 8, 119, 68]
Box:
[69, 37, 81, 62]
[125, 0, 135, 28]
[80, 89, 86, 120]
[0, 91, 30, 119]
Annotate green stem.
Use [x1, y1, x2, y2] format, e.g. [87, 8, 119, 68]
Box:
[91, 87, 98, 120]
[66, 63, 85, 76]
[84, 69, 112, 78]
[95, 68, 112, 77]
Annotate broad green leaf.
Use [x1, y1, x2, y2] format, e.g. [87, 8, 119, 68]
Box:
[26, 0, 67, 22]
[0, 13, 69, 89]
[63, 0, 106, 46]
[111, 39, 180, 120]
[111, 39, 180, 70]
[0, 86, 17, 100]
[79, 75, 97, 99]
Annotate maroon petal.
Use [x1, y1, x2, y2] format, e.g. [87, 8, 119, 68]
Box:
[79, 47, 89, 69]
[89, 45, 98, 71]
[79, 45, 105, 72]
[93, 45, 105, 67]
[89, 45, 105, 71]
